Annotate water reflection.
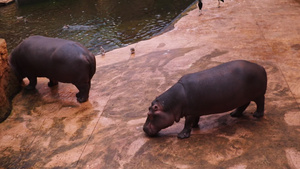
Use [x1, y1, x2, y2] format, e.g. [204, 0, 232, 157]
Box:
[0, 0, 194, 54]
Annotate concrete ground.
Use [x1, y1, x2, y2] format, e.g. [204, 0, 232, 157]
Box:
[1, 0, 300, 168]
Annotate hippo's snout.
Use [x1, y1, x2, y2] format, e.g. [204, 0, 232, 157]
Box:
[143, 123, 159, 137]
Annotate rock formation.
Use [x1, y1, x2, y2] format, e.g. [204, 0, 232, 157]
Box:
[0, 39, 20, 122]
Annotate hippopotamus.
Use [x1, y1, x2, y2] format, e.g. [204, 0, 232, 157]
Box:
[143, 60, 267, 139]
[9, 35, 96, 103]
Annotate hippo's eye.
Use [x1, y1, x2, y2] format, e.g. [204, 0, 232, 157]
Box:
[153, 105, 158, 111]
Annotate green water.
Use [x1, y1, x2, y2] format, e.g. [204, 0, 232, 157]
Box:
[0, 0, 195, 54]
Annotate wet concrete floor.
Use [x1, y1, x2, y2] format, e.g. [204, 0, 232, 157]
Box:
[1, 0, 300, 168]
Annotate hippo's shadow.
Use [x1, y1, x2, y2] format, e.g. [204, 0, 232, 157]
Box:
[21, 87, 39, 95]
[157, 111, 259, 138]
[21, 83, 59, 97]
[19, 80, 81, 107]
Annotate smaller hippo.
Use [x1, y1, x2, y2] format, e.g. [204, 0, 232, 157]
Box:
[9, 35, 96, 103]
[143, 60, 267, 139]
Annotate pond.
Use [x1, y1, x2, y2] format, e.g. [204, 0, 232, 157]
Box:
[0, 0, 195, 54]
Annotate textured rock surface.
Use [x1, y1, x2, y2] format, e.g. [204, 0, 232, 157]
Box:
[0, 39, 19, 122]
[0, 0, 300, 168]
[0, 39, 9, 122]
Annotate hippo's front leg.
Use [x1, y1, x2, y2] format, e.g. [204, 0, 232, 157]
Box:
[48, 79, 58, 87]
[25, 76, 37, 90]
[178, 115, 200, 139]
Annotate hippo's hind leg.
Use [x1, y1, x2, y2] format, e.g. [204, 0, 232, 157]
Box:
[74, 82, 91, 103]
[192, 116, 200, 128]
[253, 95, 265, 118]
[48, 79, 58, 87]
[178, 115, 198, 139]
[230, 102, 250, 117]
[25, 76, 37, 90]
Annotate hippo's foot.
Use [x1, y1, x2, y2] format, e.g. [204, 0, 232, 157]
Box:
[25, 84, 36, 90]
[75, 83, 90, 103]
[48, 80, 58, 87]
[253, 96, 264, 118]
[253, 111, 264, 118]
[177, 129, 191, 139]
[230, 110, 243, 117]
[76, 92, 88, 103]
[77, 97, 88, 103]
[178, 116, 197, 138]
[26, 78, 37, 90]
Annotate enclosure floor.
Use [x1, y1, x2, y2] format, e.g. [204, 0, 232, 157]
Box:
[1, 0, 300, 168]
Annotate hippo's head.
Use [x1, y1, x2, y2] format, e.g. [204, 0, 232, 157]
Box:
[143, 100, 175, 137]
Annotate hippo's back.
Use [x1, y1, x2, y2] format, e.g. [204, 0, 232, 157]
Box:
[179, 60, 267, 115]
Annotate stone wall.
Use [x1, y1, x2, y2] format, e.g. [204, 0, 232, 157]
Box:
[0, 39, 20, 122]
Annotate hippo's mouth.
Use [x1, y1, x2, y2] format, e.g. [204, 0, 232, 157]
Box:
[143, 123, 160, 137]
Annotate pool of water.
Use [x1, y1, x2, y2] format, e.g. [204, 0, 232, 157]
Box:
[0, 0, 195, 54]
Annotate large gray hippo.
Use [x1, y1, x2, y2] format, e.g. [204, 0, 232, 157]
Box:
[9, 35, 96, 103]
[143, 60, 267, 139]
